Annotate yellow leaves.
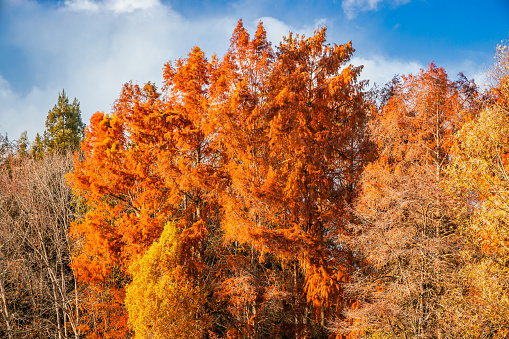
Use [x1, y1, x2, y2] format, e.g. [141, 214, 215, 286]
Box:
[460, 258, 509, 338]
[436, 41, 509, 338]
[126, 222, 208, 339]
[448, 102, 509, 255]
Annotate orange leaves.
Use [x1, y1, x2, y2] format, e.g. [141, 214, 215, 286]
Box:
[304, 264, 341, 308]
[371, 63, 478, 171]
[71, 19, 373, 337]
[337, 64, 482, 337]
[211, 21, 372, 316]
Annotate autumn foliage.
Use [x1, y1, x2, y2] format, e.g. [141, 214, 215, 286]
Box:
[58, 19, 509, 339]
[447, 42, 509, 337]
[68, 20, 372, 338]
[335, 63, 480, 338]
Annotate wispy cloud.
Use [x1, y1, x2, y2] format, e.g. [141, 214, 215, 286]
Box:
[351, 55, 422, 86]
[64, 0, 160, 13]
[342, 0, 410, 19]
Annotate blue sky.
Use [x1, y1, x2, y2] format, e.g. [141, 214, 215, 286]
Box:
[1, 0, 508, 140]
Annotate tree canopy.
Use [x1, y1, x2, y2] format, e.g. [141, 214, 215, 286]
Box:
[43, 89, 85, 152]
[3, 17, 507, 339]
[69, 20, 372, 338]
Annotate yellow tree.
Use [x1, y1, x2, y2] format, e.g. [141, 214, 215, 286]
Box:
[125, 222, 207, 339]
[447, 42, 509, 337]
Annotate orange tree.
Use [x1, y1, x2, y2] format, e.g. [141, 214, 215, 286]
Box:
[210, 22, 373, 336]
[69, 20, 372, 338]
[70, 48, 220, 337]
[336, 64, 480, 338]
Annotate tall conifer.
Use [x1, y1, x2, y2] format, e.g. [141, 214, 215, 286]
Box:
[43, 90, 85, 152]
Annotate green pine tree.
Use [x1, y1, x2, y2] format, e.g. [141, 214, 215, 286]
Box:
[43, 89, 85, 152]
[31, 133, 44, 160]
[0, 133, 13, 169]
[16, 130, 30, 158]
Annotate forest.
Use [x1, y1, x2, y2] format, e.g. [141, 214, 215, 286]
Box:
[0, 20, 508, 338]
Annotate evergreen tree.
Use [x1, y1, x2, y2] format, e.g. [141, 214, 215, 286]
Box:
[30, 133, 44, 160]
[43, 89, 85, 152]
[0, 133, 13, 168]
[16, 131, 30, 158]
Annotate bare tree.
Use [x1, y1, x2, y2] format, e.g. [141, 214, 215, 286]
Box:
[0, 152, 81, 338]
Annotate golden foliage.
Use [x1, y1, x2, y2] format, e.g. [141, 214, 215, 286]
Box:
[125, 222, 208, 339]
[447, 41, 509, 336]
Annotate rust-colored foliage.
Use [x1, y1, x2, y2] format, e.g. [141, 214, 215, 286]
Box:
[70, 19, 371, 338]
[336, 64, 479, 338]
[210, 21, 373, 331]
[70, 52, 221, 337]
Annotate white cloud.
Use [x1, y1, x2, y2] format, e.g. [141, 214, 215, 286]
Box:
[351, 55, 423, 86]
[1, 0, 238, 140]
[256, 17, 295, 45]
[255, 17, 329, 46]
[342, 0, 410, 19]
[64, 0, 160, 13]
[443, 58, 490, 90]
[64, 0, 100, 12]
[351, 55, 490, 90]
[106, 0, 160, 13]
[0, 75, 54, 139]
